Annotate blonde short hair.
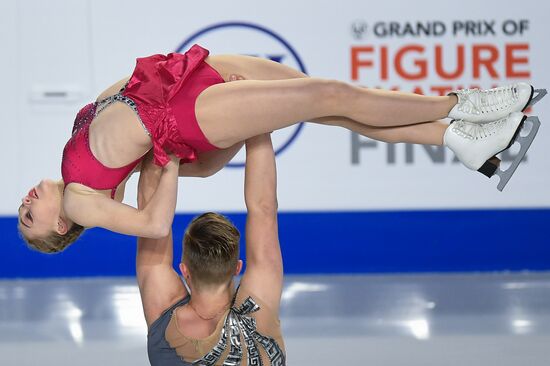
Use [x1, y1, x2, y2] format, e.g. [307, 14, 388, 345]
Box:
[183, 212, 240, 288]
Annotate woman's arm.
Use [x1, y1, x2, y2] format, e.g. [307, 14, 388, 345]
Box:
[64, 155, 180, 239]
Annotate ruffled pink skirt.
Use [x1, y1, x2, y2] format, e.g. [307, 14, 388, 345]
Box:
[122, 44, 224, 166]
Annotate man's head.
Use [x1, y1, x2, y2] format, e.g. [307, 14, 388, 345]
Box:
[181, 212, 242, 290]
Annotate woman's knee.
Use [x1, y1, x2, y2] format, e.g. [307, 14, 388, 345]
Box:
[310, 79, 354, 110]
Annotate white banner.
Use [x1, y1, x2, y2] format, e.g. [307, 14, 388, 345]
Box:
[3, 0, 549, 214]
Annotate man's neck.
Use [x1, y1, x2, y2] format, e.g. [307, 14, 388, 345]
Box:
[189, 280, 235, 316]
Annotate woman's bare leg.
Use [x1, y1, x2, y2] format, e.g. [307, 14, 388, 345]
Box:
[315, 117, 448, 145]
[200, 55, 455, 148]
[206, 55, 449, 146]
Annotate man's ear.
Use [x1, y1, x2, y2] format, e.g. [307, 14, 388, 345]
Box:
[235, 260, 243, 276]
[180, 262, 190, 280]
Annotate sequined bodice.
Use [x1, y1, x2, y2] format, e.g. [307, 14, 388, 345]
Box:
[61, 91, 145, 199]
[62, 44, 219, 200]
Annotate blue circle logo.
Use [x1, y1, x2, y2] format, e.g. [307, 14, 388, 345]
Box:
[177, 22, 307, 168]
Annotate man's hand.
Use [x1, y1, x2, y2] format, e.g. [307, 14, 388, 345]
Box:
[228, 74, 245, 81]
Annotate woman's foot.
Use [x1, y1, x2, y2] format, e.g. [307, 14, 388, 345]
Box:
[448, 83, 534, 123]
[444, 112, 540, 190]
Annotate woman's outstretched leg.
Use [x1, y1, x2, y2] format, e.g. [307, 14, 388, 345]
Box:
[195, 77, 456, 148]
[199, 55, 538, 188]
[204, 55, 450, 147]
[314, 117, 448, 146]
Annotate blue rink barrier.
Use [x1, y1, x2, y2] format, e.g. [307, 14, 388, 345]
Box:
[1, 208, 549, 278]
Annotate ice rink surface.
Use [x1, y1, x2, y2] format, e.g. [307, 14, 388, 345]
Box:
[2, 272, 549, 365]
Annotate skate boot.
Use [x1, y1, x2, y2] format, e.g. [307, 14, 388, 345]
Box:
[444, 112, 541, 191]
[448, 83, 547, 123]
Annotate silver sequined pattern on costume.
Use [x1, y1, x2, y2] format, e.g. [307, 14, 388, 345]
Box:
[191, 296, 286, 366]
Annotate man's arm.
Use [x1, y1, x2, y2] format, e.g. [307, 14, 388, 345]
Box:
[136, 153, 187, 327]
[239, 134, 283, 312]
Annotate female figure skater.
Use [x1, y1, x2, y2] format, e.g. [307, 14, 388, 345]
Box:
[18, 44, 538, 253]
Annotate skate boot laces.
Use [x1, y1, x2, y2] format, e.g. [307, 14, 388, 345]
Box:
[455, 86, 520, 117]
[451, 118, 507, 140]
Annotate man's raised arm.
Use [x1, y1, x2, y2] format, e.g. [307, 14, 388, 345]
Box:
[239, 134, 283, 311]
[136, 152, 187, 327]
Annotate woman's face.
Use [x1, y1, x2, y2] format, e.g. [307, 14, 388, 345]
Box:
[18, 179, 62, 240]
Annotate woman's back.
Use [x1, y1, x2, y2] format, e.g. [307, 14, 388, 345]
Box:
[90, 77, 152, 168]
[88, 100, 151, 168]
[61, 84, 151, 200]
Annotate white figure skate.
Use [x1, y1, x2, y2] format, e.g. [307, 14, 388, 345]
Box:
[448, 83, 547, 123]
[444, 112, 541, 191]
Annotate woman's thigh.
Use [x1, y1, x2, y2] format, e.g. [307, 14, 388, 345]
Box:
[195, 76, 345, 148]
[197, 56, 346, 148]
[204, 54, 308, 81]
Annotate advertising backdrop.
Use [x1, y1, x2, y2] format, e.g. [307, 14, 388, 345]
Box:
[1, 0, 549, 277]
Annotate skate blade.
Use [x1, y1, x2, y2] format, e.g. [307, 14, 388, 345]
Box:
[495, 116, 541, 191]
[526, 89, 548, 108]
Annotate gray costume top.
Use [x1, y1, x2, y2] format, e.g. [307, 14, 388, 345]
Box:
[147, 288, 286, 366]
[148, 296, 192, 366]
